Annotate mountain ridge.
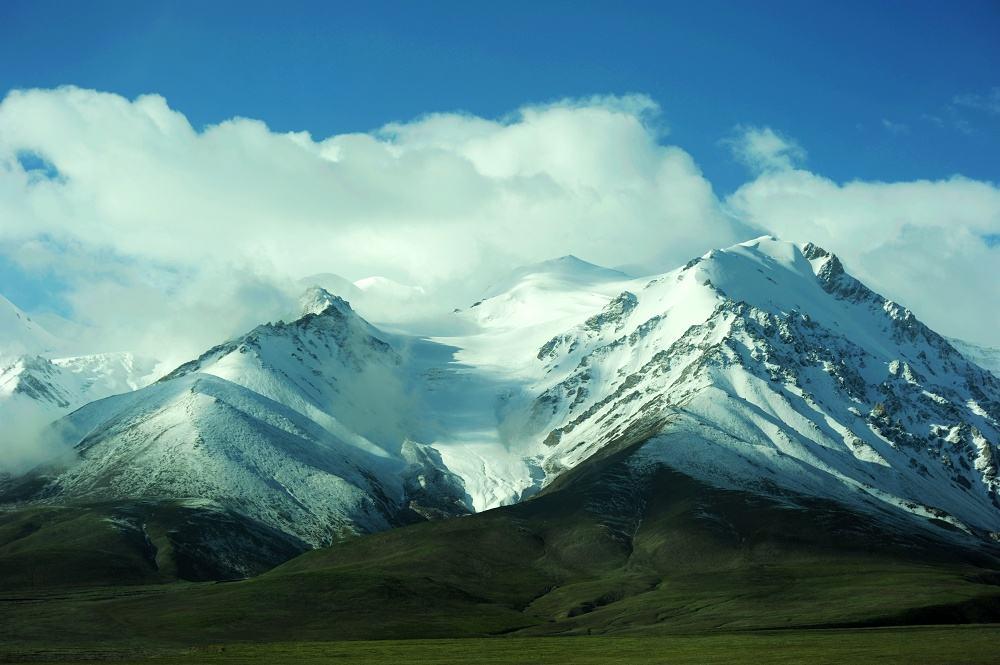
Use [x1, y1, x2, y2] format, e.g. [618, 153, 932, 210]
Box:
[2, 236, 999, 581]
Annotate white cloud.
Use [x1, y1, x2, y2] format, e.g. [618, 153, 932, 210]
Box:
[953, 87, 1000, 116]
[881, 118, 909, 135]
[724, 125, 806, 173]
[1, 86, 999, 363]
[0, 87, 741, 365]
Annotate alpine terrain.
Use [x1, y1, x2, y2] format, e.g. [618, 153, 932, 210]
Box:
[2, 237, 1000, 650]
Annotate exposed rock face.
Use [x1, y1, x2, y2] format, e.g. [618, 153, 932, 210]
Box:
[515, 238, 1000, 541]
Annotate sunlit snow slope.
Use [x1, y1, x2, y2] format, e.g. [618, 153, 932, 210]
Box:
[0, 294, 62, 362]
[1, 352, 158, 419]
[24, 290, 467, 545]
[1, 293, 161, 469]
[453, 237, 1000, 540]
[11, 238, 1000, 549]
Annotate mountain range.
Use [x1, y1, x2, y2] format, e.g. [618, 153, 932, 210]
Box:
[2, 237, 1000, 646]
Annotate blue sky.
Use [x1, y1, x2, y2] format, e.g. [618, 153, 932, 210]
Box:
[0, 1, 998, 351]
[2, 0, 997, 194]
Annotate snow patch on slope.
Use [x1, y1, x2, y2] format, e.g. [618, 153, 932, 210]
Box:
[0, 294, 62, 362]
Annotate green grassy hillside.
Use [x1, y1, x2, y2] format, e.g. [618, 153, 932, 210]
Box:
[0, 499, 305, 589]
[3, 442, 1000, 657]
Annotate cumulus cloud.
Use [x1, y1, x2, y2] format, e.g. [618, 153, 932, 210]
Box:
[1, 86, 999, 368]
[723, 125, 806, 173]
[0, 87, 742, 364]
[727, 170, 1000, 346]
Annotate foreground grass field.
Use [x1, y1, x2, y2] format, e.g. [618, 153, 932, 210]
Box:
[5, 627, 1000, 664]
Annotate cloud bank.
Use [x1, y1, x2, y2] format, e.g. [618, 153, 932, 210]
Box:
[0, 88, 744, 363]
[0, 88, 998, 367]
[726, 151, 1000, 346]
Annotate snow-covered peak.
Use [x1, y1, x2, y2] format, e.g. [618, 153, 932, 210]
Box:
[456, 255, 632, 340]
[153, 284, 409, 463]
[651, 237, 951, 368]
[679, 236, 831, 304]
[0, 294, 62, 362]
[481, 254, 629, 302]
[9, 236, 1000, 556]
[15, 288, 457, 545]
[520, 253, 623, 277]
[505, 235, 1000, 541]
[1, 351, 159, 405]
[299, 286, 352, 317]
[298, 274, 432, 327]
[298, 272, 364, 302]
[52, 352, 160, 393]
[0, 350, 161, 473]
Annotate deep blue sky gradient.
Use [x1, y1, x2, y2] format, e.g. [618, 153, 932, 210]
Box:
[2, 0, 997, 194]
[0, 1, 998, 314]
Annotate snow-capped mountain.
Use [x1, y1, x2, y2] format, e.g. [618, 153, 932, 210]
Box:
[16, 289, 467, 546]
[1, 351, 160, 473]
[1, 293, 159, 455]
[299, 272, 431, 326]
[1, 352, 158, 412]
[7, 238, 1000, 557]
[459, 237, 1000, 540]
[0, 294, 62, 362]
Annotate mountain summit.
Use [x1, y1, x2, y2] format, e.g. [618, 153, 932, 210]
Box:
[5, 239, 999, 579]
[511, 236, 1000, 540]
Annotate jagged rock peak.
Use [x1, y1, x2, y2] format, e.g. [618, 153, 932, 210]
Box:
[584, 291, 639, 331]
[299, 286, 353, 317]
[801, 241, 831, 260]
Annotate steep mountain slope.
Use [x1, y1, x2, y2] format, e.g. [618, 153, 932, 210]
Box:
[9, 289, 467, 554]
[0, 294, 62, 361]
[1, 352, 160, 474]
[5, 238, 999, 584]
[480, 237, 1000, 541]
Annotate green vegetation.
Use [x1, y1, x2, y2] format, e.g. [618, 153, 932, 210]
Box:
[0, 499, 305, 590]
[3, 445, 1000, 661]
[0, 504, 165, 589]
[5, 628, 1000, 665]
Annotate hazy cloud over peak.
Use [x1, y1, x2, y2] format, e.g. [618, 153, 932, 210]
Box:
[0, 87, 741, 364]
[1, 87, 999, 363]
